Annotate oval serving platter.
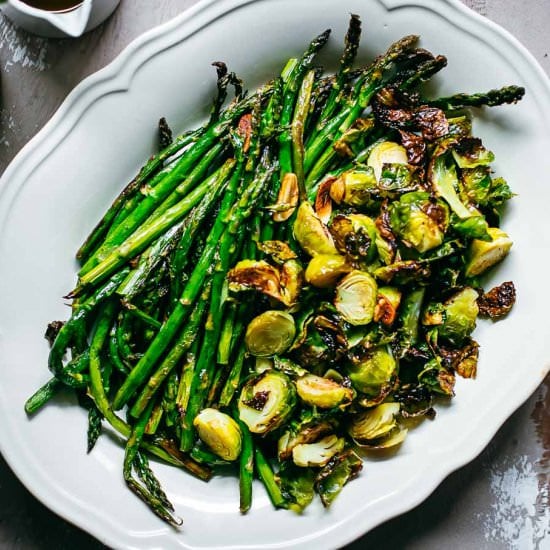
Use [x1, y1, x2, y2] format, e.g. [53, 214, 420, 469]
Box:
[0, 0, 549, 548]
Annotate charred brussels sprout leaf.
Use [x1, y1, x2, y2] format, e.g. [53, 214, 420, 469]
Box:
[451, 137, 494, 168]
[245, 310, 296, 357]
[238, 371, 297, 434]
[373, 286, 402, 327]
[335, 270, 378, 326]
[418, 359, 456, 396]
[193, 408, 242, 461]
[393, 384, 435, 418]
[276, 462, 316, 513]
[439, 339, 480, 379]
[315, 450, 363, 508]
[477, 281, 516, 319]
[296, 374, 354, 409]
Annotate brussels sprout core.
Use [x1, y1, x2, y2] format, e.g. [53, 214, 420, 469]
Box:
[245, 310, 296, 357]
[335, 270, 378, 326]
[193, 408, 242, 461]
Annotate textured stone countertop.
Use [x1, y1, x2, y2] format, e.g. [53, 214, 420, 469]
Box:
[0, 1, 548, 548]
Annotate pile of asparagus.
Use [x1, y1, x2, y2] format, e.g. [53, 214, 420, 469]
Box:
[26, 15, 523, 525]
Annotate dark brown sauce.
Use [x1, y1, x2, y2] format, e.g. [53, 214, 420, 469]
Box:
[21, 0, 83, 12]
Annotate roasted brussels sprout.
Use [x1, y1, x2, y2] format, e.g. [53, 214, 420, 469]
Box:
[329, 168, 378, 207]
[347, 344, 397, 396]
[238, 370, 297, 434]
[389, 191, 449, 253]
[464, 227, 512, 277]
[278, 418, 336, 461]
[348, 402, 407, 449]
[305, 254, 351, 288]
[423, 287, 479, 346]
[193, 408, 242, 461]
[296, 374, 354, 409]
[292, 435, 345, 468]
[335, 270, 378, 326]
[293, 202, 338, 257]
[245, 310, 296, 357]
[367, 141, 409, 181]
[228, 260, 303, 306]
[451, 137, 494, 168]
[329, 214, 378, 262]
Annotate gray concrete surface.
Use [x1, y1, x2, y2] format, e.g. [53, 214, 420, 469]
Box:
[0, 0, 548, 548]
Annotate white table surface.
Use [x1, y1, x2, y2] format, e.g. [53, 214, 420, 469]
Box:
[0, 1, 548, 548]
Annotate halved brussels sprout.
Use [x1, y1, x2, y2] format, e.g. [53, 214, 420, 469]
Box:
[329, 168, 378, 207]
[464, 227, 512, 277]
[278, 418, 335, 461]
[389, 191, 449, 253]
[367, 141, 409, 181]
[348, 402, 407, 449]
[193, 408, 242, 461]
[292, 435, 345, 468]
[296, 374, 354, 409]
[373, 286, 402, 326]
[329, 214, 378, 262]
[305, 254, 351, 288]
[238, 370, 297, 434]
[335, 270, 378, 326]
[245, 310, 296, 357]
[347, 345, 397, 396]
[374, 260, 430, 285]
[294, 202, 338, 257]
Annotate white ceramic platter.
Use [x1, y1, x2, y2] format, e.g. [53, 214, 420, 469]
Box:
[1, 0, 549, 548]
